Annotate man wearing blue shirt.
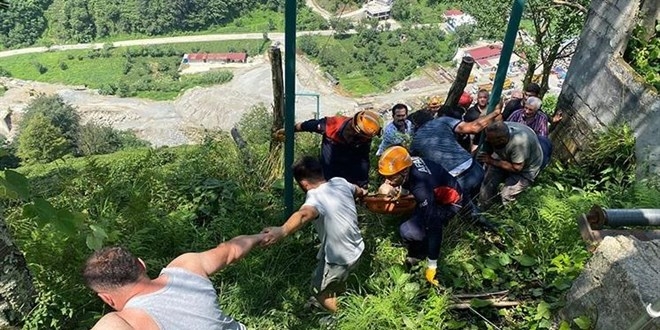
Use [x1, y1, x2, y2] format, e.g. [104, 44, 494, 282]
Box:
[376, 104, 413, 156]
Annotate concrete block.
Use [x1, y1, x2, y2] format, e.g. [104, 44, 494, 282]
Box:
[561, 236, 660, 329]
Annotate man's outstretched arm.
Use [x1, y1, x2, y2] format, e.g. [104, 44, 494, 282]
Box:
[261, 205, 319, 246]
[455, 102, 503, 134]
[167, 233, 266, 278]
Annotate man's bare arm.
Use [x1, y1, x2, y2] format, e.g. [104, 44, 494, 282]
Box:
[91, 313, 134, 330]
[167, 233, 265, 277]
[354, 184, 368, 198]
[261, 205, 319, 246]
[478, 154, 524, 172]
[455, 103, 503, 134]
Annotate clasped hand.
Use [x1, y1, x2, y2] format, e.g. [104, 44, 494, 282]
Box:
[260, 226, 285, 247]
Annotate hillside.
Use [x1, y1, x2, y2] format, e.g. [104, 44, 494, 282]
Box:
[3, 108, 659, 329]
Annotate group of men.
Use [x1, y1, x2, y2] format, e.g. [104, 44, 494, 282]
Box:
[82, 83, 561, 329]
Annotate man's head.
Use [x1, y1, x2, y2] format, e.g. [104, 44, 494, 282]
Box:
[524, 83, 541, 100]
[440, 105, 464, 120]
[378, 146, 413, 187]
[391, 103, 409, 126]
[484, 121, 510, 149]
[346, 110, 381, 143]
[292, 156, 325, 192]
[408, 110, 435, 132]
[427, 96, 443, 113]
[458, 91, 473, 109]
[510, 90, 523, 100]
[83, 247, 146, 309]
[523, 96, 542, 119]
[477, 89, 489, 107]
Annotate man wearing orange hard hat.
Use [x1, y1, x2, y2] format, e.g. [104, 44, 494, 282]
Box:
[377, 146, 464, 287]
[279, 110, 382, 188]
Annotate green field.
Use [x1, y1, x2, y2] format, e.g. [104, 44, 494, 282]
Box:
[0, 40, 270, 101]
[299, 29, 455, 97]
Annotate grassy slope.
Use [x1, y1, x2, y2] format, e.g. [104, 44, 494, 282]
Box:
[8, 119, 660, 329]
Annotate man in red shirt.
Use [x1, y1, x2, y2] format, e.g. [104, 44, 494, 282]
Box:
[280, 110, 381, 188]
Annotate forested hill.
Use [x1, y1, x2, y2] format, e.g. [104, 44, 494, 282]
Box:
[0, 0, 313, 48]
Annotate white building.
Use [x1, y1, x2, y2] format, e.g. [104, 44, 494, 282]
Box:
[365, 1, 392, 20]
[443, 9, 476, 32]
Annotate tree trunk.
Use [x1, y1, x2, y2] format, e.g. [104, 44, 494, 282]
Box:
[0, 218, 36, 328]
[522, 60, 536, 90]
[539, 60, 555, 99]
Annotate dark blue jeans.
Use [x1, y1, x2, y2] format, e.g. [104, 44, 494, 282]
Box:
[456, 161, 485, 200]
[537, 136, 553, 169]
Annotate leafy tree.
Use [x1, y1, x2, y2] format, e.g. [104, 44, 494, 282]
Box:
[459, 1, 509, 40]
[0, 0, 50, 48]
[452, 23, 477, 47]
[520, 0, 588, 96]
[19, 95, 81, 150]
[329, 16, 351, 38]
[391, 0, 412, 21]
[76, 123, 123, 156]
[17, 113, 70, 164]
[298, 35, 319, 56]
[457, 0, 587, 97]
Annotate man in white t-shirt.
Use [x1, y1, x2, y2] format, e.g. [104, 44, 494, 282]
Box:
[261, 156, 368, 313]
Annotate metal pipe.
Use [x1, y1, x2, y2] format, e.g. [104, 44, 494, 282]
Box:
[296, 92, 320, 119]
[487, 0, 525, 113]
[628, 298, 660, 330]
[283, 0, 296, 216]
[577, 214, 660, 249]
[587, 205, 660, 229]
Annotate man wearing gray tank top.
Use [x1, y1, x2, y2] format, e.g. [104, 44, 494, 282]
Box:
[83, 233, 265, 330]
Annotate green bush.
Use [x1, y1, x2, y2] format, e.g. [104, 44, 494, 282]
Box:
[0, 66, 12, 77]
[624, 23, 660, 90]
[19, 95, 80, 146]
[32, 62, 48, 74]
[17, 113, 70, 164]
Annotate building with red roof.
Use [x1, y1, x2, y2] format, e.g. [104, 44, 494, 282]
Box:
[182, 53, 248, 64]
[454, 43, 522, 79]
[444, 9, 464, 16]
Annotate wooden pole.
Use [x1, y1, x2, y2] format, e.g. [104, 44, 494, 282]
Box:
[443, 56, 475, 111]
[270, 46, 284, 151]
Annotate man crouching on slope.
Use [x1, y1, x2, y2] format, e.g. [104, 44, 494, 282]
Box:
[261, 156, 368, 313]
[83, 233, 265, 330]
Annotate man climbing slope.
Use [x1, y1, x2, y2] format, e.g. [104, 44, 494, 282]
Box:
[276, 110, 381, 188]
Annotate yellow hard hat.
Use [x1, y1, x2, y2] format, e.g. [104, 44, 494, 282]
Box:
[378, 146, 413, 176]
[428, 96, 443, 109]
[353, 110, 382, 137]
